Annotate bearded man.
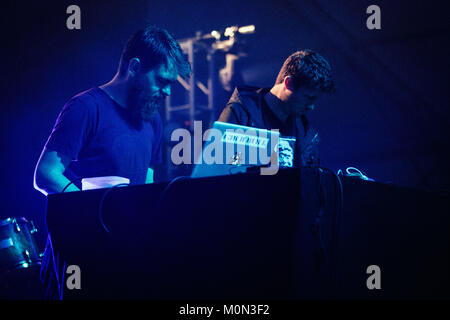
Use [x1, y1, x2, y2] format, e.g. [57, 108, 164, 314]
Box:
[34, 25, 190, 299]
[34, 25, 190, 194]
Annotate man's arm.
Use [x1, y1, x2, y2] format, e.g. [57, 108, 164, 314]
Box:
[145, 167, 154, 184]
[34, 147, 80, 195]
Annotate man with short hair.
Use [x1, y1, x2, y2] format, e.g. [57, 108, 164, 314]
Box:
[218, 50, 334, 167]
[34, 25, 190, 299]
[34, 25, 190, 195]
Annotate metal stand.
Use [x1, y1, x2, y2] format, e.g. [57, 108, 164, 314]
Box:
[161, 26, 255, 181]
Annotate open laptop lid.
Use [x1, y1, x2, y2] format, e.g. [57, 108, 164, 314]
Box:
[190, 121, 280, 178]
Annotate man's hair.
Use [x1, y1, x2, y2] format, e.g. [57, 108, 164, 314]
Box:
[119, 25, 191, 79]
[275, 50, 335, 93]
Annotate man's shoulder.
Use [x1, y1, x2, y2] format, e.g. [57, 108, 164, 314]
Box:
[227, 86, 270, 115]
[221, 86, 270, 127]
[229, 86, 268, 105]
[59, 87, 108, 119]
[67, 87, 103, 106]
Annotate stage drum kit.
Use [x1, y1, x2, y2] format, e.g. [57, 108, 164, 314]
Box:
[0, 217, 43, 299]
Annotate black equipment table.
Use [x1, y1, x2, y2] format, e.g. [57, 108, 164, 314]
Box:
[46, 168, 450, 299]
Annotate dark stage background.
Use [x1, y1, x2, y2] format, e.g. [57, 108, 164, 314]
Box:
[1, 0, 449, 248]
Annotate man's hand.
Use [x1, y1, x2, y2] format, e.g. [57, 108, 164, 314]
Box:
[34, 147, 80, 195]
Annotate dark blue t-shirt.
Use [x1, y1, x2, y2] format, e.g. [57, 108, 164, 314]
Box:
[45, 87, 162, 185]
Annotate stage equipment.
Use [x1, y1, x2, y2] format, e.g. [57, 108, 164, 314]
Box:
[162, 25, 255, 180]
[165, 25, 256, 131]
[0, 217, 42, 274]
[45, 168, 450, 299]
[190, 121, 280, 178]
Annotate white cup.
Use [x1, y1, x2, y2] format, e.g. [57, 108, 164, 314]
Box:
[81, 176, 130, 191]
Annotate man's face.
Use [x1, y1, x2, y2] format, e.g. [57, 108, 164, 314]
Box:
[288, 86, 322, 116]
[127, 62, 178, 122]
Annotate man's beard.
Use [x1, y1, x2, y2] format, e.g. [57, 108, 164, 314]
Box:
[126, 81, 163, 126]
[138, 95, 162, 121]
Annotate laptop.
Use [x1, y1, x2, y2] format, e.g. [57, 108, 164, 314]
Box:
[190, 121, 280, 178]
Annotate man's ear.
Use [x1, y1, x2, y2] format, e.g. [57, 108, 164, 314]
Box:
[128, 58, 141, 76]
[283, 76, 295, 91]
